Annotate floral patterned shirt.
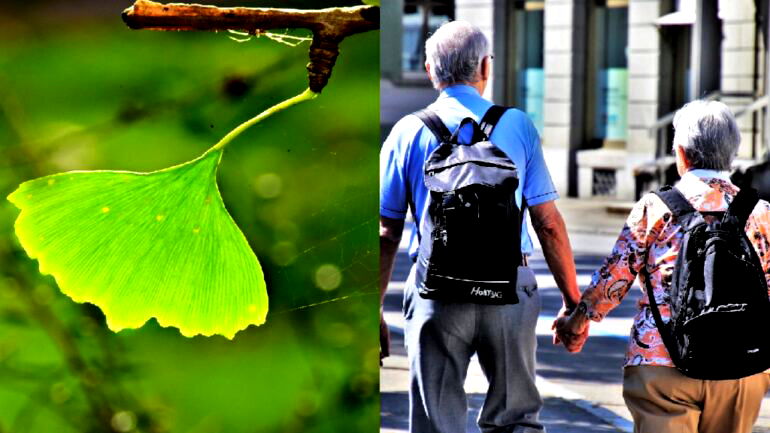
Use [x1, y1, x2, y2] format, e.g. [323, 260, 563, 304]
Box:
[580, 169, 770, 367]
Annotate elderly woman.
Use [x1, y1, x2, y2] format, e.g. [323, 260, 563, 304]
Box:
[555, 100, 770, 433]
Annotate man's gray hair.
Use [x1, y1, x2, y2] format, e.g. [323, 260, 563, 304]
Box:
[424, 21, 489, 89]
[672, 100, 741, 171]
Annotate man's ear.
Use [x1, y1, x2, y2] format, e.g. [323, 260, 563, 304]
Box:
[674, 144, 690, 175]
[425, 62, 432, 81]
[480, 56, 491, 81]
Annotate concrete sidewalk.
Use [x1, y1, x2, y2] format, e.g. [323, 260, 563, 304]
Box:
[380, 198, 629, 432]
[381, 197, 770, 433]
[380, 323, 625, 433]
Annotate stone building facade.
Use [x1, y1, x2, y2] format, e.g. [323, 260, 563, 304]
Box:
[381, 0, 769, 200]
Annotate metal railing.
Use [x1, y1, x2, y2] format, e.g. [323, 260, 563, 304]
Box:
[636, 91, 767, 198]
[648, 91, 760, 157]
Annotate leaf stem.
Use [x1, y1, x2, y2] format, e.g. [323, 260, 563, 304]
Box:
[207, 87, 318, 153]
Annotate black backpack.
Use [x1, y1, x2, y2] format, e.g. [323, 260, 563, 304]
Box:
[412, 105, 523, 305]
[644, 185, 770, 379]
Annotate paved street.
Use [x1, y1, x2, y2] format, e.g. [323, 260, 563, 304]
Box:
[381, 198, 770, 433]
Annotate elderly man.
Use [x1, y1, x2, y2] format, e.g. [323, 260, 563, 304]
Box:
[380, 21, 582, 433]
[555, 99, 770, 433]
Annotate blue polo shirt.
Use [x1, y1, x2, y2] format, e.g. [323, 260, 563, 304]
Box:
[380, 84, 559, 257]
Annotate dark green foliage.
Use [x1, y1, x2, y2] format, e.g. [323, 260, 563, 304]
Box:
[0, 3, 378, 432]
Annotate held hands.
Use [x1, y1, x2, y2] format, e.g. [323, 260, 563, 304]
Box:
[380, 309, 391, 364]
[552, 303, 590, 353]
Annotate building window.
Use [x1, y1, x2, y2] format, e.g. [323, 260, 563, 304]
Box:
[513, 1, 545, 135]
[589, 0, 629, 145]
[592, 168, 617, 196]
[402, 0, 455, 76]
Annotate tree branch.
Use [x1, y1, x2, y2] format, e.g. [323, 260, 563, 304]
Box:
[121, 0, 380, 92]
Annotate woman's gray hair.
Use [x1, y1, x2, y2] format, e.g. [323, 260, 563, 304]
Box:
[672, 100, 741, 171]
[424, 21, 489, 89]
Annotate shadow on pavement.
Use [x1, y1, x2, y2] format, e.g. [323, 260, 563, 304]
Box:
[537, 335, 627, 384]
[381, 391, 410, 431]
[382, 391, 621, 433]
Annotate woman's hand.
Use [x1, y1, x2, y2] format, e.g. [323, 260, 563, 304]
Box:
[552, 304, 590, 353]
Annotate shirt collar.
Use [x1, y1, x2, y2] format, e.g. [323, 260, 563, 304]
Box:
[438, 84, 480, 99]
[681, 169, 732, 183]
[675, 168, 738, 209]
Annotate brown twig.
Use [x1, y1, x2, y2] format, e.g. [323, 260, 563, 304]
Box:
[121, 0, 379, 92]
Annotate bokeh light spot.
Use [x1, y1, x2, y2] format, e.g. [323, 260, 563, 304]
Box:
[49, 382, 71, 404]
[253, 173, 282, 198]
[271, 241, 297, 266]
[314, 264, 342, 291]
[111, 410, 136, 432]
[326, 322, 353, 347]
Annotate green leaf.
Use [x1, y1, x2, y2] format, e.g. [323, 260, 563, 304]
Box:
[362, 0, 380, 5]
[7, 149, 267, 339]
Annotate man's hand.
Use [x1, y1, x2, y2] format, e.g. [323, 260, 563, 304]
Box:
[380, 310, 390, 364]
[551, 304, 573, 346]
[380, 216, 404, 363]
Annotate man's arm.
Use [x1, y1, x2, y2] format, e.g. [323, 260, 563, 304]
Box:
[529, 201, 587, 351]
[555, 195, 657, 352]
[379, 216, 405, 360]
[529, 201, 581, 312]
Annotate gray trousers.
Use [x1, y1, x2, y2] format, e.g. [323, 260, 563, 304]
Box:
[404, 266, 545, 433]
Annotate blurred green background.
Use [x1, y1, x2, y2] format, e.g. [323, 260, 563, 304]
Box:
[0, 1, 379, 432]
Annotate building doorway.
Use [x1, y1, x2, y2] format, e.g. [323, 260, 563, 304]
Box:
[508, 1, 545, 135]
[586, 0, 629, 151]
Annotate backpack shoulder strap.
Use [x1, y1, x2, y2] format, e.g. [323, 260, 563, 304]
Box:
[479, 105, 508, 138]
[641, 268, 681, 365]
[653, 186, 697, 218]
[727, 186, 759, 226]
[414, 109, 452, 143]
[642, 186, 695, 366]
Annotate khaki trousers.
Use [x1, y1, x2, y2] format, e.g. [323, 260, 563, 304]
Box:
[623, 366, 770, 433]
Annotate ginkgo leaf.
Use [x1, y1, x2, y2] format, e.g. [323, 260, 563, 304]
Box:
[7, 148, 267, 339]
